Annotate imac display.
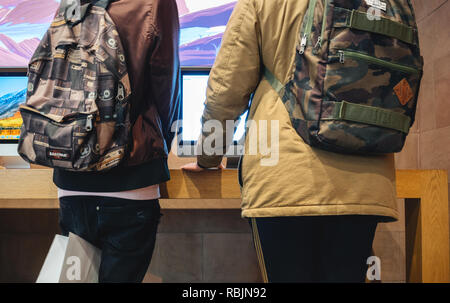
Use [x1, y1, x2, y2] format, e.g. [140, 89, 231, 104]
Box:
[0, 75, 27, 141]
[0, 0, 237, 68]
[182, 71, 247, 143]
[0, 0, 60, 68]
[175, 0, 238, 67]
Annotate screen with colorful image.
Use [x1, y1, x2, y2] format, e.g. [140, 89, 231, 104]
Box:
[0, 0, 237, 68]
[177, 0, 237, 67]
[0, 0, 60, 68]
[0, 1, 238, 142]
[0, 76, 27, 141]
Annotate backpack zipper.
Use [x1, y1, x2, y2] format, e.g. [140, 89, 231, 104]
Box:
[85, 114, 94, 131]
[20, 105, 96, 130]
[313, 37, 322, 55]
[313, 0, 329, 55]
[299, 0, 318, 54]
[337, 50, 421, 74]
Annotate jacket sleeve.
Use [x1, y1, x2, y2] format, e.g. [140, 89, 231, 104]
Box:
[150, 0, 181, 152]
[197, 0, 261, 168]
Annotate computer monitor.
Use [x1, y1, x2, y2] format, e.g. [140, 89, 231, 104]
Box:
[180, 69, 248, 158]
[0, 69, 30, 168]
[179, 1, 237, 67]
[0, 70, 27, 143]
[0, 1, 58, 68]
[0, 1, 238, 68]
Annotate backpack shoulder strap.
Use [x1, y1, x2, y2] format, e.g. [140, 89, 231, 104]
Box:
[263, 67, 285, 97]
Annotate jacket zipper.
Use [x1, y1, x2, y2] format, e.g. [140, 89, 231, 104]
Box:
[299, 0, 318, 54]
[336, 50, 421, 74]
[313, 0, 329, 55]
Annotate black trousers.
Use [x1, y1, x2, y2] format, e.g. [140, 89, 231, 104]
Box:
[249, 215, 379, 283]
[59, 196, 161, 283]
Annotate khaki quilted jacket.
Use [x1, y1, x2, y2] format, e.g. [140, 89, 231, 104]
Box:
[197, 0, 398, 220]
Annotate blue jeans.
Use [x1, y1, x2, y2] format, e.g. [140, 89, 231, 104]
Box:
[59, 196, 161, 283]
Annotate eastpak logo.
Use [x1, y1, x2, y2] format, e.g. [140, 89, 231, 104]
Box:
[47, 149, 71, 160]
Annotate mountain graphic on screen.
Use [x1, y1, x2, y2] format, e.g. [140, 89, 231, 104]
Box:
[0, 34, 40, 67]
[0, 0, 236, 67]
[179, 2, 236, 66]
[0, 89, 26, 120]
[0, 0, 59, 67]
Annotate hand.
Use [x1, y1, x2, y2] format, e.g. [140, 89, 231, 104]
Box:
[181, 162, 225, 172]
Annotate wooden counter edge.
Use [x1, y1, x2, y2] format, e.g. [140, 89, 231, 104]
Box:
[0, 169, 448, 207]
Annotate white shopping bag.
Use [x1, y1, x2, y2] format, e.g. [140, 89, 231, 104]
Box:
[36, 235, 68, 283]
[36, 233, 101, 283]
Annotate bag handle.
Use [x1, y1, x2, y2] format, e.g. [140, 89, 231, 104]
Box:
[334, 7, 417, 45]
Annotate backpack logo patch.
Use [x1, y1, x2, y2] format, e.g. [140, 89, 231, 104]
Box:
[394, 78, 414, 106]
[47, 149, 72, 161]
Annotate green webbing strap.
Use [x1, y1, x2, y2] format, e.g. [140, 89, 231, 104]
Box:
[264, 67, 284, 96]
[263, 67, 411, 133]
[331, 101, 411, 133]
[345, 9, 416, 45]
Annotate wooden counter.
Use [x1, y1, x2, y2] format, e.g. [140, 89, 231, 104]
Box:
[396, 170, 449, 283]
[0, 169, 242, 209]
[0, 168, 448, 283]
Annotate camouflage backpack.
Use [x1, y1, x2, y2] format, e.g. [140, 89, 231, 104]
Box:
[265, 0, 423, 154]
[18, 0, 131, 171]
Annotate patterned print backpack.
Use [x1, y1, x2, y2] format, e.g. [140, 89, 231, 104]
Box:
[265, 0, 423, 154]
[18, 0, 131, 171]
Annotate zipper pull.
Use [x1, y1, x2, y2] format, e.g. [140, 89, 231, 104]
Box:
[313, 37, 322, 55]
[299, 34, 308, 55]
[338, 51, 345, 64]
[85, 114, 93, 132]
